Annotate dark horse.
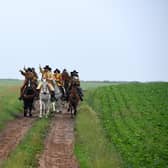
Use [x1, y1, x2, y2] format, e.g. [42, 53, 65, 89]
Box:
[62, 69, 70, 100]
[68, 85, 80, 118]
[22, 80, 37, 117]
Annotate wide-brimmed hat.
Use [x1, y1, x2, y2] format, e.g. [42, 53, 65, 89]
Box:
[71, 70, 78, 75]
[54, 68, 60, 73]
[27, 67, 32, 72]
[71, 70, 79, 77]
[43, 65, 52, 71]
[72, 70, 78, 73]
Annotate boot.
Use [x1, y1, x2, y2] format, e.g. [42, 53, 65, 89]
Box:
[18, 92, 23, 100]
[79, 95, 83, 101]
[18, 96, 22, 100]
[77, 87, 83, 101]
[18, 89, 23, 100]
[35, 89, 40, 100]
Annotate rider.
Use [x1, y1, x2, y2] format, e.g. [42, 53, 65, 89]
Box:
[36, 65, 56, 101]
[53, 68, 65, 99]
[19, 67, 34, 100]
[31, 67, 38, 86]
[62, 69, 70, 95]
[69, 70, 83, 101]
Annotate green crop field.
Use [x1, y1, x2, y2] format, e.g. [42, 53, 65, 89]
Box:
[80, 81, 119, 90]
[80, 82, 168, 168]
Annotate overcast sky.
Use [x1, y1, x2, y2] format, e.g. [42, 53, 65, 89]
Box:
[0, 0, 167, 81]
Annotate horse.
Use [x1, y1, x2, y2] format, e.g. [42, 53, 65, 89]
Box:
[52, 80, 63, 113]
[62, 70, 70, 99]
[22, 80, 36, 117]
[68, 85, 80, 118]
[39, 79, 51, 118]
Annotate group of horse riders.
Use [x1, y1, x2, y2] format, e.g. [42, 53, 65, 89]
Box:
[19, 65, 83, 102]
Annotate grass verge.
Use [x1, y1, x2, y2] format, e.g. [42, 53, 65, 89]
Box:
[75, 103, 122, 168]
[0, 85, 22, 130]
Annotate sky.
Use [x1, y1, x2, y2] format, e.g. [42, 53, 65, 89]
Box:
[0, 0, 167, 81]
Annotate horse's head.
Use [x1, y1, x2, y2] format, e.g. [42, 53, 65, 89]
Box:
[69, 86, 80, 102]
[27, 79, 32, 88]
[70, 85, 78, 93]
[23, 79, 36, 99]
[40, 79, 50, 94]
[40, 79, 51, 101]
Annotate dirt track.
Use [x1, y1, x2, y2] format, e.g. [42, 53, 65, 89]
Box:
[0, 103, 79, 168]
[38, 109, 79, 168]
[0, 113, 37, 166]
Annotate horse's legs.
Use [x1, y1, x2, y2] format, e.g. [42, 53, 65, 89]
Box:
[24, 102, 27, 117]
[46, 101, 50, 118]
[28, 108, 32, 117]
[29, 105, 32, 117]
[74, 105, 77, 116]
[32, 100, 36, 110]
[71, 103, 77, 117]
[68, 103, 70, 112]
[69, 104, 73, 118]
[43, 103, 46, 117]
[27, 101, 33, 117]
[24, 108, 27, 117]
[56, 99, 61, 113]
[52, 102, 56, 112]
[39, 100, 43, 118]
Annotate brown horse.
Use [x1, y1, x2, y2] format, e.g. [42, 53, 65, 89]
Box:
[22, 80, 37, 117]
[62, 70, 70, 98]
[68, 85, 80, 118]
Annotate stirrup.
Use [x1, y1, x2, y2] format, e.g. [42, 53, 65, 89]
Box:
[80, 97, 83, 101]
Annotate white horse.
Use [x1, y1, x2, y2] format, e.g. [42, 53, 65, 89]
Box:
[39, 80, 51, 118]
[52, 81, 63, 113]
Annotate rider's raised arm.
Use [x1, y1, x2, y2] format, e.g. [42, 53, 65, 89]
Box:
[20, 70, 26, 76]
[23, 66, 27, 72]
[39, 65, 44, 74]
